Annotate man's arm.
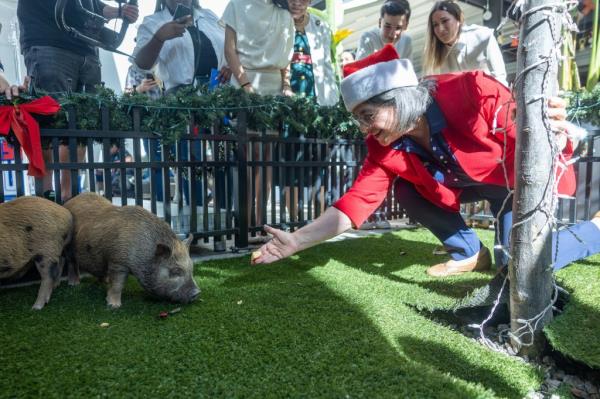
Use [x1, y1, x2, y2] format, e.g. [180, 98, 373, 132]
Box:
[102, 3, 139, 22]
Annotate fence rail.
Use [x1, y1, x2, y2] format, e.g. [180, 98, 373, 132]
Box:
[0, 107, 402, 251]
[1, 106, 598, 252]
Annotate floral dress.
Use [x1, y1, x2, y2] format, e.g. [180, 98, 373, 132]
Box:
[290, 30, 315, 98]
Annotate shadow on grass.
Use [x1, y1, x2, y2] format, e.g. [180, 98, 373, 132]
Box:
[224, 231, 493, 301]
[0, 257, 511, 398]
[397, 335, 525, 399]
[545, 286, 600, 369]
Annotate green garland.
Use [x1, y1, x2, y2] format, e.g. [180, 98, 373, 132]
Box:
[3, 83, 597, 146]
[1, 85, 362, 145]
[567, 84, 600, 127]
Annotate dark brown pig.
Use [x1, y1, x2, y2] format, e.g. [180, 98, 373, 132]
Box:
[64, 192, 200, 308]
[0, 196, 73, 309]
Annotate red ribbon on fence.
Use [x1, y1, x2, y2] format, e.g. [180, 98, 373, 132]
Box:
[0, 96, 60, 177]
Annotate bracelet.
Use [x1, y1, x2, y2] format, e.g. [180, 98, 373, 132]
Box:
[241, 82, 251, 88]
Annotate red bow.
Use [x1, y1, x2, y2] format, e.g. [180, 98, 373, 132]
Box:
[0, 96, 61, 177]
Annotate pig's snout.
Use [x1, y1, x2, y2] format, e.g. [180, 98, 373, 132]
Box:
[188, 287, 201, 302]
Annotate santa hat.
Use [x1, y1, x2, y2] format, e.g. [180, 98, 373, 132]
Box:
[341, 44, 418, 112]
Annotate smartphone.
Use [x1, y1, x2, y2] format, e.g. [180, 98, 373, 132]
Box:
[208, 68, 219, 91]
[172, 4, 192, 21]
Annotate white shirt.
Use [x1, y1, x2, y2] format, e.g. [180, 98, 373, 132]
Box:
[355, 27, 412, 61]
[220, 0, 294, 71]
[304, 14, 339, 106]
[438, 24, 507, 86]
[132, 7, 226, 91]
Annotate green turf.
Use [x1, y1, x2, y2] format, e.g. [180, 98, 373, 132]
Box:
[545, 258, 600, 369]
[1, 228, 597, 398]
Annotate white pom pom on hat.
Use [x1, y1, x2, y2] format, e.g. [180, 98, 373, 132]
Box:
[341, 44, 418, 112]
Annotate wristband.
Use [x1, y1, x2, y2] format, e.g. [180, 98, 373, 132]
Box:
[241, 82, 251, 88]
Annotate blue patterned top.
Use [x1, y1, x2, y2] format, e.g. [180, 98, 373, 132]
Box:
[391, 100, 480, 188]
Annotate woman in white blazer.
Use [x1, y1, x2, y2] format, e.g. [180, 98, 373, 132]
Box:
[423, 1, 507, 86]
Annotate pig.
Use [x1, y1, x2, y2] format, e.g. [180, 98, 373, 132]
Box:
[64, 192, 200, 308]
[0, 196, 73, 310]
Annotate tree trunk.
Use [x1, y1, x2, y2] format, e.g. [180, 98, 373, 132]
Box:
[510, 0, 561, 357]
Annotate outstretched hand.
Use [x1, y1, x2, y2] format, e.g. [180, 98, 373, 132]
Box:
[251, 225, 300, 265]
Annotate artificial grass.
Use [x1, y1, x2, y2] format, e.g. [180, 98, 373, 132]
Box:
[546, 259, 600, 368]
[1, 228, 597, 398]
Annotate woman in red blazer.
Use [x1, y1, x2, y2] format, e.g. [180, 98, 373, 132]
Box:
[252, 45, 600, 277]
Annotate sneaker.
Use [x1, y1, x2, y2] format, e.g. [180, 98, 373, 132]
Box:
[427, 246, 492, 277]
[374, 220, 392, 229]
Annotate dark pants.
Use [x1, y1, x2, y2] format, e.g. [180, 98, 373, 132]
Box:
[23, 45, 101, 93]
[394, 178, 600, 270]
[142, 139, 204, 204]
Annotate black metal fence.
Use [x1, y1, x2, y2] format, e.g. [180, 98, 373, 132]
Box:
[1, 105, 598, 251]
[0, 106, 404, 251]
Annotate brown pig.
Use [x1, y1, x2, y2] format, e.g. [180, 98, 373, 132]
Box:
[0, 196, 73, 310]
[64, 192, 200, 308]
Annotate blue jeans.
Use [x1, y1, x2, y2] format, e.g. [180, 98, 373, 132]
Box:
[394, 178, 600, 270]
[142, 139, 204, 204]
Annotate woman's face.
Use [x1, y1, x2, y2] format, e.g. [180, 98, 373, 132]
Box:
[288, 0, 310, 19]
[352, 103, 402, 146]
[431, 10, 461, 45]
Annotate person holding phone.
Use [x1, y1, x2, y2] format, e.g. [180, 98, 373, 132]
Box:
[133, 0, 230, 94]
[124, 66, 162, 99]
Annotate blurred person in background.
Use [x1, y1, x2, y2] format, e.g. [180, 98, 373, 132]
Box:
[222, 0, 295, 231]
[340, 50, 355, 66]
[355, 1, 412, 61]
[17, 0, 139, 201]
[134, 0, 229, 94]
[423, 0, 507, 86]
[222, 0, 294, 95]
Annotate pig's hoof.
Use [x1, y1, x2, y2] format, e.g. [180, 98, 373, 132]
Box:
[68, 278, 80, 286]
[31, 303, 45, 310]
[107, 301, 122, 309]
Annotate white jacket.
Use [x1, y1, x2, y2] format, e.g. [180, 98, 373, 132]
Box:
[304, 15, 340, 106]
[439, 24, 507, 86]
[132, 8, 226, 91]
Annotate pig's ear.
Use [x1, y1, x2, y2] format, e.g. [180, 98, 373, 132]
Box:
[182, 233, 193, 249]
[155, 243, 172, 258]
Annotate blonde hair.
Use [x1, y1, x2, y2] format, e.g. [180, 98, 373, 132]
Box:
[423, 1, 464, 75]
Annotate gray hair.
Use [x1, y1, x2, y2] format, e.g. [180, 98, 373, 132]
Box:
[362, 81, 435, 132]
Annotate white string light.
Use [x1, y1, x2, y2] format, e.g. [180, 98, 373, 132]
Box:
[473, 0, 584, 354]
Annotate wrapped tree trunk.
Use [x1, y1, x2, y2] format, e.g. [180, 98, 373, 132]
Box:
[510, 0, 562, 357]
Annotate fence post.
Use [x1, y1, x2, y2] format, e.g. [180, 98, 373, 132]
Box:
[235, 110, 249, 248]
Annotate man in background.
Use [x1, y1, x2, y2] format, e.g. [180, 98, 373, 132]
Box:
[355, 1, 412, 61]
[17, 0, 138, 201]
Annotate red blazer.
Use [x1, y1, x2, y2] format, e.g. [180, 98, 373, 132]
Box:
[334, 71, 576, 228]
